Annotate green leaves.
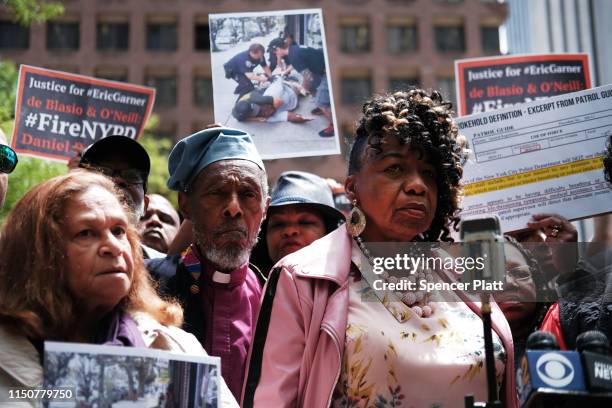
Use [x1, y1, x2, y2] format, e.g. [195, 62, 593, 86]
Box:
[3, 0, 65, 25]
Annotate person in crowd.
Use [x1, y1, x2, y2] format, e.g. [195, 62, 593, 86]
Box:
[268, 38, 334, 137]
[0, 171, 237, 407]
[76, 135, 164, 259]
[0, 129, 17, 208]
[539, 136, 612, 349]
[138, 194, 180, 254]
[494, 236, 553, 368]
[242, 89, 517, 407]
[232, 76, 311, 124]
[147, 126, 268, 400]
[224, 43, 272, 97]
[249, 171, 344, 275]
[509, 213, 578, 287]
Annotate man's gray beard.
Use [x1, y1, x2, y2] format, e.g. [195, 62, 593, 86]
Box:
[194, 228, 259, 272]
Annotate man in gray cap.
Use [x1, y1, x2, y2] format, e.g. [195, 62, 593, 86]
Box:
[77, 135, 164, 259]
[147, 126, 269, 400]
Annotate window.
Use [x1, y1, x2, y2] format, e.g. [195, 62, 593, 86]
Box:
[436, 77, 456, 107]
[0, 20, 29, 49]
[47, 65, 79, 74]
[97, 22, 129, 50]
[95, 67, 128, 82]
[146, 22, 177, 50]
[341, 75, 372, 105]
[145, 73, 177, 107]
[387, 19, 417, 54]
[389, 77, 420, 92]
[194, 23, 210, 51]
[193, 76, 213, 107]
[339, 18, 370, 53]
[434, 24, 465, 52]
[47, 22, 80, 50]
[481, 25, 500, 54]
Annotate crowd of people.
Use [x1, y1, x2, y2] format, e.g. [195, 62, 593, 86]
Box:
[0, 87, 611, 407]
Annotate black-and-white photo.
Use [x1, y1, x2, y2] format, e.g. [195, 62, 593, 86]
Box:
[209, 9, 340, 159]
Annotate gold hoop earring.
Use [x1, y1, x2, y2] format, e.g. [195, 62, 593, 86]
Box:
[346, 200, 366, 237]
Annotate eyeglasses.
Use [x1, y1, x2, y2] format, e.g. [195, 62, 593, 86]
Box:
[0, 144, 18, 174]
[81, 163, 146, 185]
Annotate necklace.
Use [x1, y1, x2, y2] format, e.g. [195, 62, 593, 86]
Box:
[354, 235, 435, 318]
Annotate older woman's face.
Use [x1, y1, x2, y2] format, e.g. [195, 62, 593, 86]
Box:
[266, 204, 327, 263]
[62, 186, 134, 316]
[495, 243, 537, 327]
[347, 140, 438, 242]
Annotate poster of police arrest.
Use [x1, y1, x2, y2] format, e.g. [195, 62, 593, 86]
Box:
[208, 8, 341, 160]
[11, 65, 156, 162]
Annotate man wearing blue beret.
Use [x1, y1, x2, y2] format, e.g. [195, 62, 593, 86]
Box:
[148, 126, 269, 400]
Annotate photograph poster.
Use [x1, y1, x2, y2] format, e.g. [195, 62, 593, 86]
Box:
[44, 341, 221, 408]
[209, 8, 341, 160]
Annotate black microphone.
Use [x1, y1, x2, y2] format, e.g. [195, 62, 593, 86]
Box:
[526, 330, 559, 350]
[577, 330, 610, 355]
[577, 330, 612, 391]
[518, 331, 588, 407]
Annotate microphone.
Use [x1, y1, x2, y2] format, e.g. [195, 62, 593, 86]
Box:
[577, 330, 612, 391]
[518, 331, 587, 407]
[526, 330, 559, 350]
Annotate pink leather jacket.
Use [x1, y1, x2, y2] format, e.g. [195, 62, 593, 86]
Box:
[242, 225, 518, 408]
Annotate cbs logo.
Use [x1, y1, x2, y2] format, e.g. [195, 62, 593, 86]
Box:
[536, 353, 575, 387]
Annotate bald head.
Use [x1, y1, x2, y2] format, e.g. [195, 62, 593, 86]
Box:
[0, 130, 8, 208]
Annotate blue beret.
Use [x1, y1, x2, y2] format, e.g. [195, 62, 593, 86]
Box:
[167, 127, 264, 192]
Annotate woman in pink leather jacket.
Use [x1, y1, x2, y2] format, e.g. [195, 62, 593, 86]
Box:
[242, 90, 518, 408]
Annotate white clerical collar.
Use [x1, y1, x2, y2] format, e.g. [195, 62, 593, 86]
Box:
[212, 271, 232, 284]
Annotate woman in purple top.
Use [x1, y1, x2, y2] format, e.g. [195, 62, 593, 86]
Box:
[0, 171, 238, 406]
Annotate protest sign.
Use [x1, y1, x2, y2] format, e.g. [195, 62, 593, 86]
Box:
[455, 54, 591, 116]
[456, 84, 612, 232]
[11, 65, 155, 162]
[44, 341, 220, 407]
[209, 9, 340, 160]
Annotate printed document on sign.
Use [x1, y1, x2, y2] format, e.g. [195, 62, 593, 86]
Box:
[455, 84, 612, 232]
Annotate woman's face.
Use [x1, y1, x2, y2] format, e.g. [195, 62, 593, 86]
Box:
[495, 243, 537, 327]
[346, 140, 438, 242]
[62, 186, 134, 317]
[266, 204, 327, 263]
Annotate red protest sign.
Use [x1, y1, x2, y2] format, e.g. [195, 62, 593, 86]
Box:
[11, 65, 156, 162]
[455, 54, 591, 116]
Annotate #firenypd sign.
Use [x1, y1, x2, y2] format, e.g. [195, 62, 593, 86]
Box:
[455, 54, 591, 116]
[11, 65, 156, 162]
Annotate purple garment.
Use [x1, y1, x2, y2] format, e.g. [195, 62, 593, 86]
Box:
[99, 310, 145, 347]
[193, 249, 263, 400]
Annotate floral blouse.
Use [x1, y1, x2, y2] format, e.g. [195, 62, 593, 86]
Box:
[331, 242, 506, 408]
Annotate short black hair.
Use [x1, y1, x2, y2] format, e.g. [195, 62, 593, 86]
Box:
[232, 100, 254, 121]
[249, 43, 265, 54]
[267, 37, 287, 52]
